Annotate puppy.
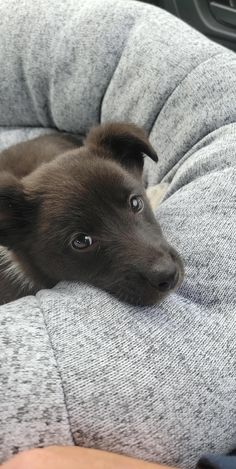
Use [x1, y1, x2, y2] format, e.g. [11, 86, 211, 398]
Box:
[0, 122, 184, 306]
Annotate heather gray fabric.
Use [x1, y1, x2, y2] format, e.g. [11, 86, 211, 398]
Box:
[0, 296, 73, 463]
[0, 0, 236, 468]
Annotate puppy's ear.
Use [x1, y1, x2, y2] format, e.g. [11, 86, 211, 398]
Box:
[85, 122, 158, 178]
[0, 172, 36, 248]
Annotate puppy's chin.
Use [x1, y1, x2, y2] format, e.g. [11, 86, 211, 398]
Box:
[105, 272, 184, 307]
[113, 290, 166, 307]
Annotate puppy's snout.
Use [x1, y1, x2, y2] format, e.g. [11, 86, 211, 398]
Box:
[146, 263, 178, 293]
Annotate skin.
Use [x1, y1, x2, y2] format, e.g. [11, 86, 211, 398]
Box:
[2, 446, 178, 469]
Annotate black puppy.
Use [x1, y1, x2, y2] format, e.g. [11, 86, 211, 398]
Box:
[0, 122, 184, 305]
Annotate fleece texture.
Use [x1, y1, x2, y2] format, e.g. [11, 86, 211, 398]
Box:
[0, 1, 235, 468]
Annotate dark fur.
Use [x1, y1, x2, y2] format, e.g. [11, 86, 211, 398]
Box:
[0, 122, 184, 306]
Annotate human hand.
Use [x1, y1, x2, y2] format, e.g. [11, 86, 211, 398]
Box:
[2, 446, 177, 469]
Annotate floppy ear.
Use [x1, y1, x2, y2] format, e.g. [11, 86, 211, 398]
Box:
[85, 122, 158, 178]
[0, 172, 36, 248]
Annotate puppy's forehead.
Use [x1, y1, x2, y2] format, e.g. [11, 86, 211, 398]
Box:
[55, 156, 141, 202]
[38, 156, 143, 228]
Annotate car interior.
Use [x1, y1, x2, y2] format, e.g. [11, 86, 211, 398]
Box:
[141, 0, 236, 51]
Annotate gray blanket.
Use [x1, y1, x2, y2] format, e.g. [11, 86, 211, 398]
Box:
[0, 1, 235, 468]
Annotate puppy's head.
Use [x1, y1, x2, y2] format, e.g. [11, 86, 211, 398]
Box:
[0, 123, 184, 306]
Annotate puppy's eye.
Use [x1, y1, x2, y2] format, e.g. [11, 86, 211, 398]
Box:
[129, 195, 144, 213]
[71, 234, 94, 250]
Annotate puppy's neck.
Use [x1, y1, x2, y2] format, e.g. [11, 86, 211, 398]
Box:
[0, 247, 41, 303]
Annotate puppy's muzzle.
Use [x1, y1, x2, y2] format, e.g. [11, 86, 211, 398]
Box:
[143, 261, 179, 293]
[138, 242, 184, 297]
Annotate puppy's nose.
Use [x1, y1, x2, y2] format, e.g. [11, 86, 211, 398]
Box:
[146, 264, 178, 293]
